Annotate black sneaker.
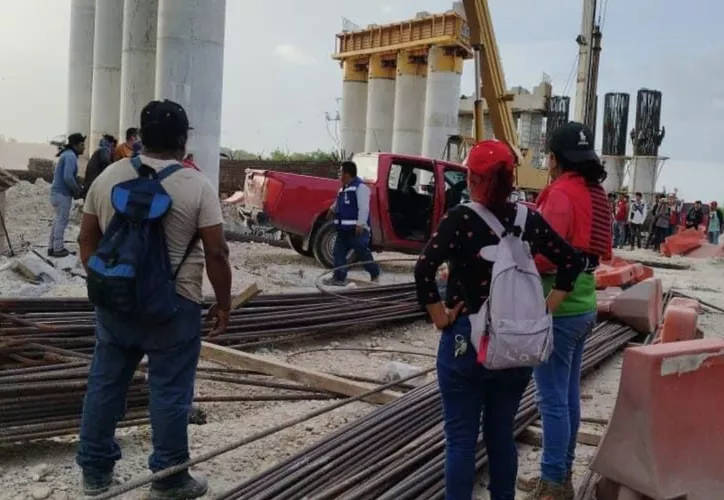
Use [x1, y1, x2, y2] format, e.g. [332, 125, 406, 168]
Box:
[49, 248, 71, 258]
[149, 471, 208, 499]
[82, 470, 114, 496]
[321, 277, 347, 287]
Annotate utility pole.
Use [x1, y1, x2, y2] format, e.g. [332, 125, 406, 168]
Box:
[573, 0, 597, 128]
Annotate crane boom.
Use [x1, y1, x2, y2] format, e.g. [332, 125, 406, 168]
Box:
[462, 0, 548, 191]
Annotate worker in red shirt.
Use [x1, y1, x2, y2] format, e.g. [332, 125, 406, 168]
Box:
[613, 192, 629, 248]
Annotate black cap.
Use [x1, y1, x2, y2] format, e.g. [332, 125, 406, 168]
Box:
[140, 100, 192, 137]
[67, 133, 86, 146]
[548, 122, 599, 164]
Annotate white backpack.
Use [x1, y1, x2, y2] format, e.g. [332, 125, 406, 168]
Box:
[466, 202, 553, 370]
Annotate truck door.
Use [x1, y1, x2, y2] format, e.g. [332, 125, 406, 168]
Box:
[381, 157, 436, 252]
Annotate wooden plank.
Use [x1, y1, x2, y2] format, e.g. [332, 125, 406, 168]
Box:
[231, 283, 261, 310]
[519, 425, 602, 448]
[200, 342, 402, 404]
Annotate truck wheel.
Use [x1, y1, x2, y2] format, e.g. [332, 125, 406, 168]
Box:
[312, 221, 356, 269]
[287, 234, 314, 258]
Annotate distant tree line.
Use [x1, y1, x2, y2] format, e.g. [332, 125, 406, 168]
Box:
[221, 147, 340, 162]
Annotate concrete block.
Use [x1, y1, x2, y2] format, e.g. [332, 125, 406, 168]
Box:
[14, 253, 63, 283]
[609, 278, 663, 334]
[383, 361, 427, 386]
[660, 305, 698, 343]
[591, 339, 724, 500]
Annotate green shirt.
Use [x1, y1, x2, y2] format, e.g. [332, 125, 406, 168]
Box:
[542, 273, 597, 317]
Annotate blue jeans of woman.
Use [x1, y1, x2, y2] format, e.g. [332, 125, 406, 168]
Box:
[533, 311, 596, 484]
[708, 231, 720, 245]
[437, 316, 532, 500]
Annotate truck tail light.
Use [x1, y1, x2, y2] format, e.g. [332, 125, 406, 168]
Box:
[263, 177, 284, 210]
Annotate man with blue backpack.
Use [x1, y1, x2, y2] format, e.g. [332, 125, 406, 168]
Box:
[76, 100, 231, 498]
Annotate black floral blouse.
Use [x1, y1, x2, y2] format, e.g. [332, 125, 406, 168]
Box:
[414, 203, 585, 315]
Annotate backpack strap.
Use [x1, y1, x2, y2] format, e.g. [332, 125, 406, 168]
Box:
[130, 156, 184, 180]
[465, 202, 506, 238]
[513, 203, 528, 238]
[174, 233, 200, 279]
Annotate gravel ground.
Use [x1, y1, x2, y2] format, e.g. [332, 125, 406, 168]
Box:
[1, 180, 722, 499]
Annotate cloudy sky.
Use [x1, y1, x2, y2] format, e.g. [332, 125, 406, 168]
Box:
[0, 0, 721, 200]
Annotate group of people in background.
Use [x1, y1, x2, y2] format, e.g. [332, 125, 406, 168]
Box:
[48, 127, 200, 258]
[609, 191, 723, 253]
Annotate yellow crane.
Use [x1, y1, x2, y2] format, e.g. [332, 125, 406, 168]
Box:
[462, 0, 549, 191]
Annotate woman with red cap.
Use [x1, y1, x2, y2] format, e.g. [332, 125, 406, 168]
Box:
[527, 122, 612, 500]
[414, 140, 585, 500]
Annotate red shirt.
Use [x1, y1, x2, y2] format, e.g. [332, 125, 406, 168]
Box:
[183, 159, 201, 172]
[615, 200, 628, 222]
[535, 172, 612, 273]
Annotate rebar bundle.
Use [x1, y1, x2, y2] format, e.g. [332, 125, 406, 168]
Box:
[0, 283, 424, 358]
[0, 284, 425, 444]
[215, 322, 636, 500]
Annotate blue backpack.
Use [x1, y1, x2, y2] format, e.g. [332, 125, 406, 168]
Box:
[86, 157, 197, 324]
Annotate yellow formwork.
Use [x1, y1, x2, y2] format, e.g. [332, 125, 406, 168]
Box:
[333, 12, 473, 61]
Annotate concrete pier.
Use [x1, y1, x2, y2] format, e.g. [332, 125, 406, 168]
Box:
[89, 0, 123, 149]
[364, 54, 396, 153]
[67, 0, 96, 139]
[391, 50, 427, 156]
[421, 46, 463, 159]
[340, 59, 368, 156]
[119, 0, 159, 136]
[155, 0, 226, 191]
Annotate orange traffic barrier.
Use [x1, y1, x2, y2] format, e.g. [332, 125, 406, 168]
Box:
[667, 297, 701, 313]
[591, 339, 724, 500]
[659, 304, 699, 343]
[596, 287, 623, 318]
[595, 265, 636, 289]
[609, 278, 663, 334]
[664, 227, 704, 256]
[659, 242, 672, 257]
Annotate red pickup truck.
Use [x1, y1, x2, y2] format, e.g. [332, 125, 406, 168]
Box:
[239, 153, 471, 268]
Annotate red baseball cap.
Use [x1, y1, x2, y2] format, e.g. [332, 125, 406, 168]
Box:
[464, 140, 516, 176]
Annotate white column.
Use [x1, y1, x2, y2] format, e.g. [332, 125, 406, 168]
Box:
[391, 50, 427, 156]
[601, 155, 625, 193]
[421, 46, 463, 159]
[90, 0, 124, 149]
[628, 156, 659, 204]
[119, 0, 158, 136]
[364, 54, 396, 153]
[156, 0, 226, 192]
[340, 59, 368, 157]
[67, 0, 95, 140]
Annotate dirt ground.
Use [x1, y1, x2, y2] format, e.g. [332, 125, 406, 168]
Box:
[1, 180, 722, 499]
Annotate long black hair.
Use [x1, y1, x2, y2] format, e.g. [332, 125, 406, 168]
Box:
[553, 151, 607, 185]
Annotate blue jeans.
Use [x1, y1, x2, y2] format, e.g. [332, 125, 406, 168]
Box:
[76, 296, 202, 476]
[49, 191, 72, 251]
[333, 229, 380, 281]
[437, 317, 533, 500]
[708, 231, 720, 245]
[613, 221, 627, 247]
[533, 311, 596, 483]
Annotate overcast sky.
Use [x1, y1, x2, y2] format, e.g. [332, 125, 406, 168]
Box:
[0, 0, 721, 200]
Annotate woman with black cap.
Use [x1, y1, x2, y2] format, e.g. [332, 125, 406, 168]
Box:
[414, 139, 586, 500]
[527, 122, 612, 500]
